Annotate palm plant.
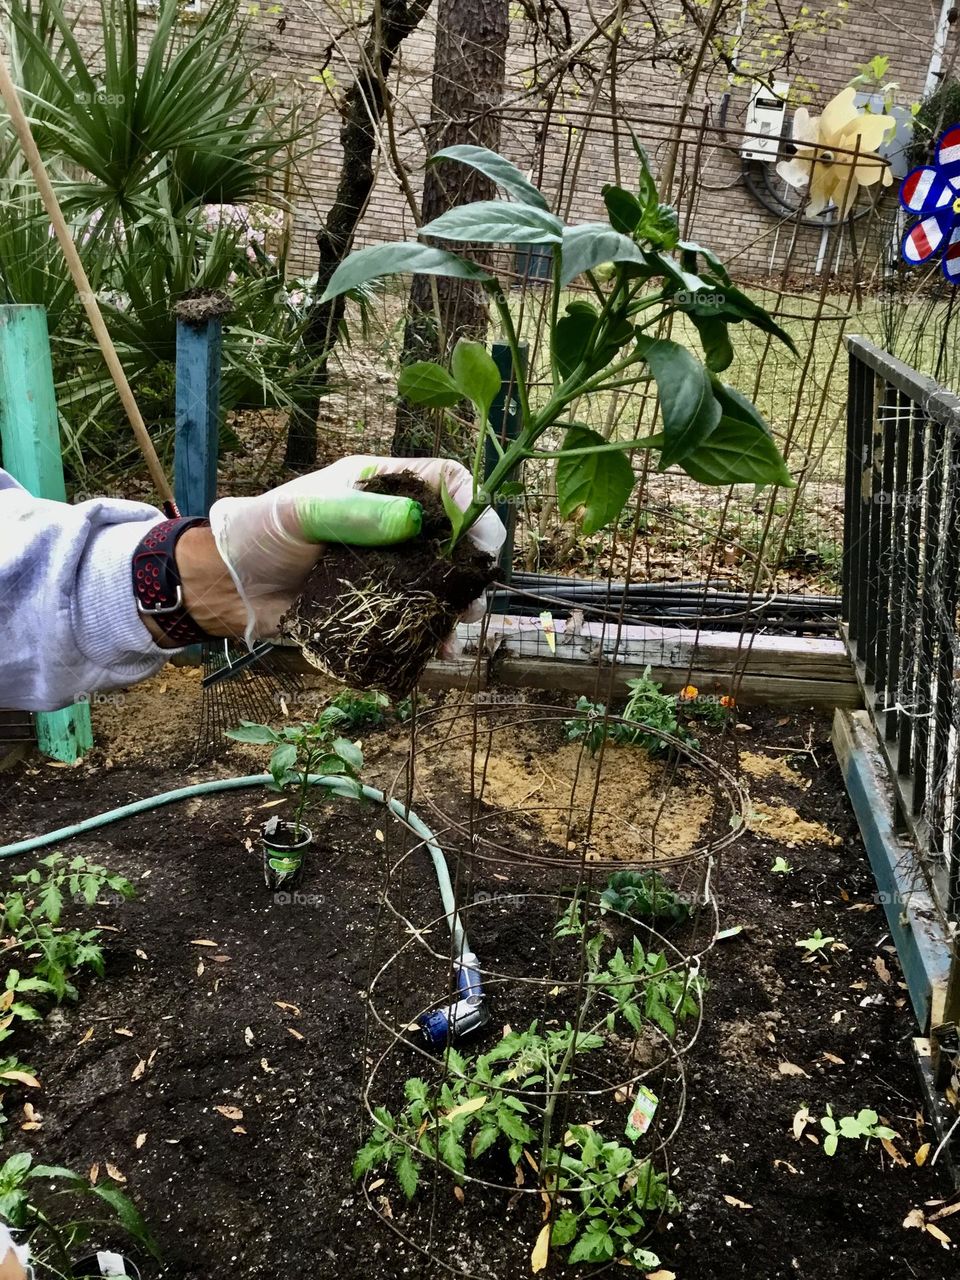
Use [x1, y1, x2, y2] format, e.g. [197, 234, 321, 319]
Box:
[0, 0, 314, 484]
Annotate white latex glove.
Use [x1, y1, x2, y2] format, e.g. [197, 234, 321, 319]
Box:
[0, 1225, 28, 1280]
[210, 455, 505, 646]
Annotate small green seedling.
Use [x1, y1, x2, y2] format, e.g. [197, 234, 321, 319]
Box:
[227, 711, 365, 837]
[324, 689, 390, 734]
[0, 1149, 157, 1267]
[819, 1105, 896, 1156]
[771, 856, 794, 875]
[795, 928, 837, 955]
[599, 871, 690, 925]
[563, 669, 697, 758]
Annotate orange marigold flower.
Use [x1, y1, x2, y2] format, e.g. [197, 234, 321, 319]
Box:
[719, 695, 736, 709]
[679, 685, 699, 701]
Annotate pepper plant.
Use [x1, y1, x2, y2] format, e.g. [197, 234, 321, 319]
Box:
[321, 141, 796, 547]
[226, 709, 364, 836]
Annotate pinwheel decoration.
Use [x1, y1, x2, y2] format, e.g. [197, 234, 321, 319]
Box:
[900, 127, 960, 280]
[776, 86, 895, 218]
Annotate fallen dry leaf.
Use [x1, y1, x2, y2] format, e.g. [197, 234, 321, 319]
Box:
[368, 1179, 385, 1192]
[646, 1271, 676, 1280]
[778, 1062, 809, 1078]
[723, 1194, 753, 1210]
[0, 990, 14, 1012]
[135, 949, 148, 960]
[821, 1052, 845, 1065]
[453, 1185, 465, 1204]
[287, 1027, 304, 1041]
[0, 1069, 40, 1089]
[930, 1200, 960, 1223]
[774, 1159, 799, 1175]
[190, 939, 218, 947]
[874, 956, 893, 984]
[77, 1028, 93, 1046]
[260, 1059, 276, 1074]
[114, 1027, 134, 1038]
[531, 1223, 551, 1273]
[214, 1105, 243, 1122]
[275, 1001, 301, 1015]
[881, 1138, 908, 1167]
[915, 1143, 931, 1167]
[105, 1163, 126, 1184]
[232, 1125, 247, 1135]
[135, 1133, 147, 1150]
[243, 1027, 255, 1047]
[196, 960, 205, 977]
[89, 1164, 99, 1185]
[792, 1107, 810, 1140]
[131, 1059, 146, 1082]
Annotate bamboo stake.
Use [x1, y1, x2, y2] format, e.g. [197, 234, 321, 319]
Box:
[0, 52, 177, 510]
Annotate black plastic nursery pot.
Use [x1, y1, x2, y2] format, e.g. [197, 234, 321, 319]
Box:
[259, 817, 312, 890]
[73, 1254, 141, 1279]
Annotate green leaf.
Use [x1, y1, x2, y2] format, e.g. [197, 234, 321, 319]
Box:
[824, 1132, 839, 1156]
[397, 361, 462, 408]
[674, 417, 794, 487]
[420, 201, 564, 245]
[470, 1125, 500, 1160]
[439, 1125, 467, 1176]
[629, 133, 658, 209]
[554, 304, 598, 380]
[569, 1221, 615, 1263]
[90, 1183, 158, 1254]
[640, 338, 721, 467]
[332, 737, 363, 772]
[439, 478, 468, 544]
[711, 380, 772, 435]
[429, 145, 548, 210]
[677, 238, 732, 285]
[556, 426, 636, 535]
[451, 339, 501, 423]
[225, 721, 279, 745]
[320, 242, 493, 303]
[690, 314, 733, 373]
[38, 880, 63, 926]
[394, 1148, 420, 1199]
[559, 223, 645, 286]
[403, 1077, 430, 1104]
[551, 1210, 580, 1246]
[269, 742, 297, 786]
[602, 184, 644, 234]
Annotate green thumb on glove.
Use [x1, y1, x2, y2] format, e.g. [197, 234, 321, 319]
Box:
[293, 491, 422, 546]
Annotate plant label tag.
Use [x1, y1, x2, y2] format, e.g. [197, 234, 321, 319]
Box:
[539, 610, 556, 654]
[625, 1085, 658, 1141]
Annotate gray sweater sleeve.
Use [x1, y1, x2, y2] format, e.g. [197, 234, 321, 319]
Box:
[0, 469, 179, 711]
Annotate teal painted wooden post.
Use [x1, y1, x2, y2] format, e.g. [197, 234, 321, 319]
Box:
[174, 317, 221, 517]
[0, 305, 93, 762]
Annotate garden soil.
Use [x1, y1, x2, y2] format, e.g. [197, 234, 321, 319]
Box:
[0, 702, 956, 1279]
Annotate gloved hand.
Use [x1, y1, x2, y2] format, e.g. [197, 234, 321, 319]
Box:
[209, 455, 506, 646]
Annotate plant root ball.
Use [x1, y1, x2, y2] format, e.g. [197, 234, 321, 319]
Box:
[281, 472, 497, 698]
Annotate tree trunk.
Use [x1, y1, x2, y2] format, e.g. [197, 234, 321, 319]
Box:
[283, 0, 433, 471]
[391, 0, 509, 458]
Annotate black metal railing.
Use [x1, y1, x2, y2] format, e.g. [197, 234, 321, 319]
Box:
[844, 335, 960, 925]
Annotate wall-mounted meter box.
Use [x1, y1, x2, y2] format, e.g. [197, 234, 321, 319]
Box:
[741, 80, 790, 162]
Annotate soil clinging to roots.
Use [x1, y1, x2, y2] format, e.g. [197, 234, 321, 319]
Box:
[282, 472, 496, 697]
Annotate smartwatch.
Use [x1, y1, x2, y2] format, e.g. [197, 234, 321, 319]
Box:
[132, 517, 213, 646]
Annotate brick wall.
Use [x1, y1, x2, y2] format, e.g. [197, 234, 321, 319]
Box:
[63, 0, 960, 281]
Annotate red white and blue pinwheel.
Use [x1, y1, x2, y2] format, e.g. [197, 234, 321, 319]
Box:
[900, 126, 960, 281]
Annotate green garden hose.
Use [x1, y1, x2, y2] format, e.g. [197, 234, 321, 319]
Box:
[0, 773, 471, 960]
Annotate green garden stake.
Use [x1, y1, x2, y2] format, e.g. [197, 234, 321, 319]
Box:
[0, 304, 93, 762]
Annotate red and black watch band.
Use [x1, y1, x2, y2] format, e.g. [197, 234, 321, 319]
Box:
[132, 517, 213, 646]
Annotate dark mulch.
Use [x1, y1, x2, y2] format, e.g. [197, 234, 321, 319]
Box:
[0, 705, 955, 1279]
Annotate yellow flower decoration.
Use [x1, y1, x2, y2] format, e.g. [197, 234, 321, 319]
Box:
[679, 685, 699, 702]
[776, 87, 895, 218]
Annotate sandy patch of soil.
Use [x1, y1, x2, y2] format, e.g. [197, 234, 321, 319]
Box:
[438, 734, 716, 861]
[747, 799, 841, 848]
[739, 750, 807, 786]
